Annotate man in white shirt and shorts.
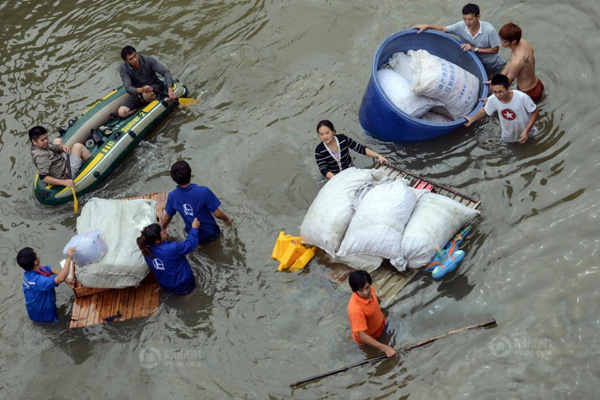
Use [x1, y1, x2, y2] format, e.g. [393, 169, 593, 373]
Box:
[464, 74, 539, 144]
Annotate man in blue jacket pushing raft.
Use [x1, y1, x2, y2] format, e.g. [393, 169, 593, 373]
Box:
[162, 161, 233, 245]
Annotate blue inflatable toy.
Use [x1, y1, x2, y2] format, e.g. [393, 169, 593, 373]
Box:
[426, 225, 472, 278]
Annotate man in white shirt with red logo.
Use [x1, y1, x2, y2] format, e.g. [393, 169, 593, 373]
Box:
[464, 74, 539, 144]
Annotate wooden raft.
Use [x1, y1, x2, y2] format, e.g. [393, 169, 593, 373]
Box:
[69, 192, 167, 328]
[326, 164, 481, 305]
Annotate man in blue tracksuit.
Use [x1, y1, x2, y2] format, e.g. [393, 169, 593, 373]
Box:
[162, 160, 232, 245]
[17, 247, 75, 323]
[137, 218, 200, 295]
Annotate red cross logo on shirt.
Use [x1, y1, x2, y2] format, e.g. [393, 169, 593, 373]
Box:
[501, 109, 516, 121]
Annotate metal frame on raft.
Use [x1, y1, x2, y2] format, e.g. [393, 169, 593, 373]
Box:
[326, 163, 481, 305]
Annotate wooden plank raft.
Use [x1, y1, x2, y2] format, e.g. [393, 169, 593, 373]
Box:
[68, 192, 167, 328]
[325, 164, 480, 306]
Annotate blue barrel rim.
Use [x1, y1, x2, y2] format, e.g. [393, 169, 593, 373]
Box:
[371, 28, 489, 128]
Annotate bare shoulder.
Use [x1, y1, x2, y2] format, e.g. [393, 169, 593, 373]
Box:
[519, 40, 535, 64]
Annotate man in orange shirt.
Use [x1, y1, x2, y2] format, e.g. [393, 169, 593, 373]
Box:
[347, 270, 397, 358]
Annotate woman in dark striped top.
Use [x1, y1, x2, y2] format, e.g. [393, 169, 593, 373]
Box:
[315, 120, 388, 179]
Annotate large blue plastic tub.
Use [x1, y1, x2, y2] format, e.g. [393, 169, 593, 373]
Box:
[359, 29, 488, 142]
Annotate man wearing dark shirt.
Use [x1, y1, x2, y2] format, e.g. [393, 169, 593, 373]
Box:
[117, 45, 177, 118]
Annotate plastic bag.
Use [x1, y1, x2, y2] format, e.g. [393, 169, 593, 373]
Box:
[337, 179, 416, 259]
[394, 192, 479, 270]
[377, 68, 444, 118]
[388, 51, 415, 84]
[301, 168, 380, 256]
[63, 229, 108, 266]
[410, 49, 480, 120]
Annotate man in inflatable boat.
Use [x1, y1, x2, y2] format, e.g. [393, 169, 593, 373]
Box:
[29, 126, 91, 188]
[118, 45, 178, 118]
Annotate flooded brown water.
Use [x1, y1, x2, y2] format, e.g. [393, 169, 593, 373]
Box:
[1, 0, 599, 398]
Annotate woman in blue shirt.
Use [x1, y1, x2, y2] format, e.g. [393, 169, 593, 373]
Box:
[137, 218, 200, 295]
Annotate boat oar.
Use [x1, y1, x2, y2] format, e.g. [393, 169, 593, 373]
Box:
[289, 318, 496, 388]
[154, 90, 198, 105]
[65, 154, 78, 213]
[71, 187, 79, 214]
[177, 97, 198, 105]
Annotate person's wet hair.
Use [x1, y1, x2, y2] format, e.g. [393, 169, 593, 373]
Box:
[170, 160, 192, 185]
[349, 270, 372, 292]
[16, 247, 36, 271]
[137, 224, 162, 258]
[499, 22, 522, 44]
[28, 126, 47, 142]
[462, 3, 480, 16]
[316, 120, 335, 134]
[491, 73, 510, 88]
[121, 45, 137, 61]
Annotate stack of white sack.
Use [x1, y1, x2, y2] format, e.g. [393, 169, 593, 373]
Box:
[301, 168, 479, 272]
[73, 198, 156, 288]
[334, 179, 478, 271]
[300, 168, 388, 272]
[379, 50, 480, 121]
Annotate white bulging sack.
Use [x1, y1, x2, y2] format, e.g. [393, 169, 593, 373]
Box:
[388, 51, 415, 84]
[377, 68, 444, 118]
[337, 179, 416, 259]
[410, 49, 480, 120]
[398, 191, 479, 269]
[301, 168, 379, 257]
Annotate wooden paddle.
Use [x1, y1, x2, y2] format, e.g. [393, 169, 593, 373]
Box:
[289, 318, 496, 388]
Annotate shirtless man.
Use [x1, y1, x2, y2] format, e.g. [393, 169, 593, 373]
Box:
[498, 22, 544, 102]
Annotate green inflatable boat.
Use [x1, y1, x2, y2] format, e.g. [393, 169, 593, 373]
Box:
[34, 82, 188, 206]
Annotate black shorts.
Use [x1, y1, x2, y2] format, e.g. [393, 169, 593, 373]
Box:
[121, 83, 165, 110]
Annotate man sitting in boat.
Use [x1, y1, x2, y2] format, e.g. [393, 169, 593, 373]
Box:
[29, 126, 91, 188]
[117, 45, 178, 118]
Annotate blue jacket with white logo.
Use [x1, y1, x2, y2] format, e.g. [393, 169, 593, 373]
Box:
[144, 228, 199, 295]
[165, 184, 221, 241]
[22, 266, 59, 323]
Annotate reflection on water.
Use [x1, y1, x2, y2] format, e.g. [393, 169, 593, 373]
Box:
[1, 0, 600, 398]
